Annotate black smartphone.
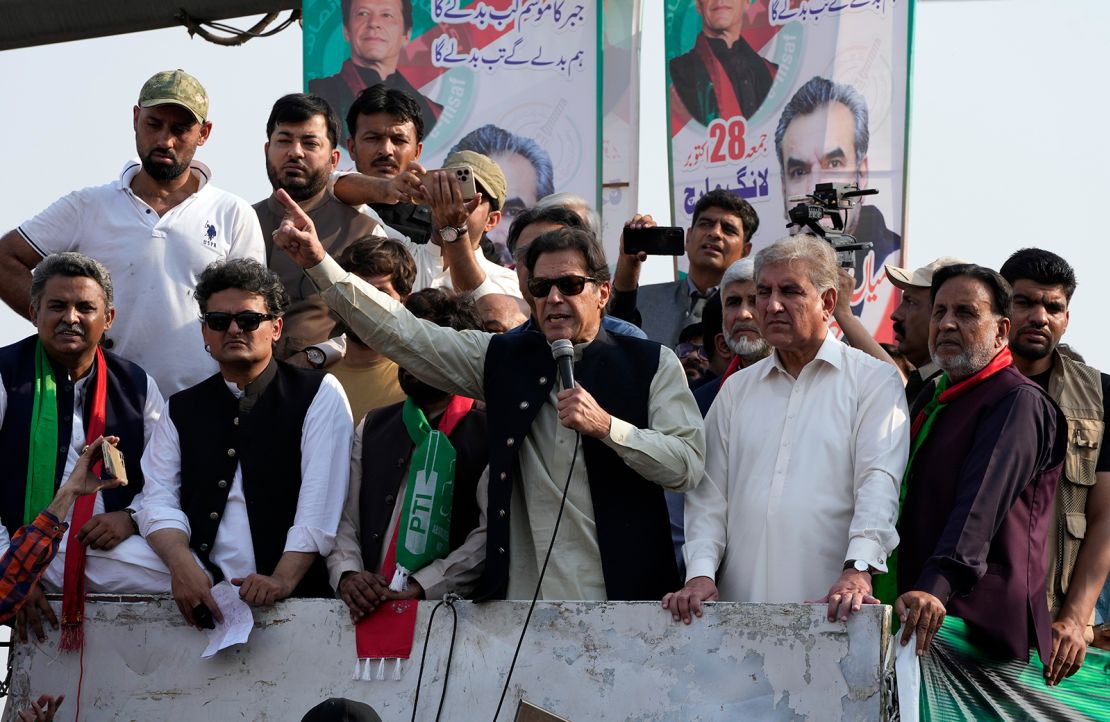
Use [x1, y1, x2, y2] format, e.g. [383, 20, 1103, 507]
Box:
[192, 603, 216, 630]
[623, 226, 685, 255]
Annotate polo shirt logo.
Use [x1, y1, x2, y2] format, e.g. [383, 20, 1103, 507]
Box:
[202, 222, 218, 249]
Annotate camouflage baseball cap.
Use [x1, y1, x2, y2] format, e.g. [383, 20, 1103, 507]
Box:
[444, 150, 507, 209]
[138, 70, 209, 124]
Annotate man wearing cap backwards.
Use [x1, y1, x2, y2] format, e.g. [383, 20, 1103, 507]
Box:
[0, 70, 265, 396]
[886, 256, 968, 405]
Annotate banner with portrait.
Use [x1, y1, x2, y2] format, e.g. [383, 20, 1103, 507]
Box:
[666, 0, 912, 341]
[303, 0, 601, 259]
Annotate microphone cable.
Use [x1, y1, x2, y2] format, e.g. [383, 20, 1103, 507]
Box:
[491, 431, 581, 721]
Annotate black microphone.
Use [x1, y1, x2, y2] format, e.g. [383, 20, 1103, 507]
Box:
[551, 339, 575, 390]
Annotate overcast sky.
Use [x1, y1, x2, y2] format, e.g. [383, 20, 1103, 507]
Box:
[0, 0, 1107, 368]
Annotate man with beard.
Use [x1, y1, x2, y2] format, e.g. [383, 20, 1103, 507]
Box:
[892, 264, 1065, 667]
[328, 288, 489, 614]
[999, 248, 1110, 685]
[692, 257, 770, 415]
[254, 93, 384, 359]
[669, 0, 777, 126]
[0, 70, 265, 396]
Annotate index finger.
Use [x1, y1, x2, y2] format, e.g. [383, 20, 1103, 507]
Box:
[405, 160, 427, 176]
[274, 189, 312, 225]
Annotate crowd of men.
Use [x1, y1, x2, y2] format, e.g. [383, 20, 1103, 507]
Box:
[0, 68, 1107, 718]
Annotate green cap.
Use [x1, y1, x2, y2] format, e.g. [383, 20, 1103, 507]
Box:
[138, 69, 208, 124]
[444, 150, 507, 208]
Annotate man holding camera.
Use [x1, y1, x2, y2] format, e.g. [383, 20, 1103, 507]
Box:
[610, 189, 758, 349]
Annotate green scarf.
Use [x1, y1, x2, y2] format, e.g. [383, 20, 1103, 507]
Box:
[388, 397, 462, 591]
[24, 341, 58, 524]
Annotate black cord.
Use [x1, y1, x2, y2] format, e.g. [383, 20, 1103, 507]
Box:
[411, 594, 460, 722]
[492, 432, 581, 721]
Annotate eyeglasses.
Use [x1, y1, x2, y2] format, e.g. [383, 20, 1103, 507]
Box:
[675, 342, 708, 361]
[527, 274, 599, 298]
[201, 311, 276, 332]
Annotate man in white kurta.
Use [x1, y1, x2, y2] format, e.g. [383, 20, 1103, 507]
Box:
[666, 235, 908, 624]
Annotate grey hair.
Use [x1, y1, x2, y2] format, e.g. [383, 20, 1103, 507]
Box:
[754, 235, 839, 294]
[774, 76, 870, 171]
[535, 192, 601, 238]
[721, 257, 755, 288]
[30, 252, 114, 310]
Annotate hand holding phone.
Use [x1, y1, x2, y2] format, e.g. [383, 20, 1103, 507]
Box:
[623, 226, 686, 255]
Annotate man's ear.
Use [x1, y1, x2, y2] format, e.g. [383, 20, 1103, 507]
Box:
[820, 286, 837, 319]
[997, 316, 1011, 347]
[714, 332, 732, 361]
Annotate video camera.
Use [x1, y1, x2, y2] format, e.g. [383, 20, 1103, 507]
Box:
[786, 182, 878, 268]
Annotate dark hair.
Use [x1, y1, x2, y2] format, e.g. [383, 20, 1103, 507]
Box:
[775, 76, 870, 172]
[336, 237, 417, 297]
[691, 189, 760, 244]
[523, 228, 610, 282]
[30, 252, 113, 310]
[699, 294, 723, 361]
[930, 263, 1012, 318]
[342, 0, 413, 31]
[999, 247, 1077, 301]
[346, 83, 425, 142]
[506, 205, 587, 255]
[195, 258, 290, 316]
[404, 288, 483, 332]
[266, 93, 341, 150]
[449, 124, 555, 200]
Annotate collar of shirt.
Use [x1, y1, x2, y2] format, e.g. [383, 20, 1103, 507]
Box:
[760, 331, 844, 381]
[915, 360, 941, 381]
[686, 277, 717, 300]
[117, 159, 212, 194]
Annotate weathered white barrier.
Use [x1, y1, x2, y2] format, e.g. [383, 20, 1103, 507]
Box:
[3, 596, 892, 721]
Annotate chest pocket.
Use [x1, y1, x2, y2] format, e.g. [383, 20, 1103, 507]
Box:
[1065, 417, 1103, 488]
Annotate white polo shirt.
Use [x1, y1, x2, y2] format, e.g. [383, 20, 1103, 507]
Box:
[18, 160, 266, 395]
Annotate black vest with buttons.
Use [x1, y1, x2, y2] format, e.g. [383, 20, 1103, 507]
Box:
[358, 400, 487, 573]
[0, 335, 148, 535]
[479, 327, 679, 600]
[168, 360, 331, 597]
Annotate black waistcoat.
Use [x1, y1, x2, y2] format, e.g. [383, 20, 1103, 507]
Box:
[358, 400, 488, 572]
[479, 327, 678, 600]
[0, 335, 148, 534]
[168, 360, 330, 598]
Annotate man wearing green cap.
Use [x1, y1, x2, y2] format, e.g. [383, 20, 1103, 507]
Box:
[0, 69, 265, 396]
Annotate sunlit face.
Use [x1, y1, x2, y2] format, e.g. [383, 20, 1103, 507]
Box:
[755, 260, 835, 355]
[929, 276, 1009, 381]
[695, 0, 745, 34]
[133, 104, 211, 182]
[686, 206, 750, 276]
[344, 0, 409, 69]
[890, 285, 933, 367]
[512, 220, 563, 311]
[780, 101, 868, 234]
[201, 289, 281, 370]
[348, 112, 422, 179]
[1008, 279, 1069, 363]
[265, 115, 339, 201]
[30, 276, 115, 365]
[721, 279, 768, 358]
[531, 249, 610, 344]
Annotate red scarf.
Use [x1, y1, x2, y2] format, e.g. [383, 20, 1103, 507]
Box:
[59, 347, 107, 652]
[693, 33, 743, 119]
[910, 346, 1014, 440]
[354, 396, 474, 670]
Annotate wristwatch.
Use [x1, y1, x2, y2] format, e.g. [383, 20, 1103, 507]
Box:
[305, 347, 326, 368]
[124, 507, 140, 534]
[844, 559, 873, 574]
[437, 224, 468, 244]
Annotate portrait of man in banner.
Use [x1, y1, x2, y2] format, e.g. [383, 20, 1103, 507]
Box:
[308, 0, 442, 147]
[669, 0, 778, 126]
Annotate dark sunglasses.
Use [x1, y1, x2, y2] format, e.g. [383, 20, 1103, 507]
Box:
[675, 342, 708, 360]
[527, 274, 599, 298]
[201, 311, 276, 332]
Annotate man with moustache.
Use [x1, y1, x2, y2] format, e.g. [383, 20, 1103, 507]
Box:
[669, 0, 777, 126]
[0, 70, 265, 396]
[329, 288, 489, 615]
[254, 93, 383, 359]
[666, 236, 907, 625]
[886, 257, 967, 404]
[891, 264, 1065, 668]
[273, 192, 704, 602]
[612, 190, 759, 349]
[999, 248, 1110, 685]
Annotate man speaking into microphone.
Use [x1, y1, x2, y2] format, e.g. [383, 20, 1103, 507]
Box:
[272, 189, 703, 601]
